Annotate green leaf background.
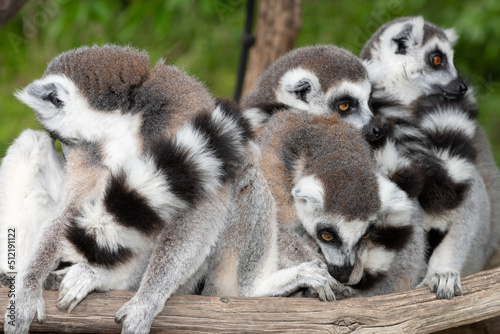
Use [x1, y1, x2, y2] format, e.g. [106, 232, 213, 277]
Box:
[1, 0, 499, 162]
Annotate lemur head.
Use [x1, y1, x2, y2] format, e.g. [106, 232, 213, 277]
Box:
[15, 45, 214, 148]
[361, 16, 467, 105]
[241, 45, 379, 139]
[260, 112, 413, 286]
[293, 173, 412, 285]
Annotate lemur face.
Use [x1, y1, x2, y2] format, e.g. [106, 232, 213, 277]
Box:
[292, 174, 413, 286]
[241, 46, 381, 139]
[276, 68, 374, 132]
[361, 16, 467, 104]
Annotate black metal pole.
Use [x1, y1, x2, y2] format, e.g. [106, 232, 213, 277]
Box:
[233, 0, 256, 102]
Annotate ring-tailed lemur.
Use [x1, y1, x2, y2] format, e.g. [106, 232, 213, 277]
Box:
[2, 45, 249, 334]
[240, 45, 381, 140]
[240, 44, 425, 297]
[3, 45, 339, 334]
[361, 16, 500, 299]
[257, 111, 426, 297]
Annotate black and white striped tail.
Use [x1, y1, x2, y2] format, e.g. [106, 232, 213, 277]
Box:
[66, 100, 252, 268]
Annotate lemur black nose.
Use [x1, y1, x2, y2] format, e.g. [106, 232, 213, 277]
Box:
[442, 77, 467, 99]
[328, 264, 354, 284]
[459, 81, 468, 95]
[363, 119, 384, 143]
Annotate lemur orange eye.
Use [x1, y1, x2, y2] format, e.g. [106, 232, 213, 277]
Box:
[339, 103, 350, 111]
[362, 233, 371, 240]
[433, 55, 442, 66]
[321, 234, 334, 242]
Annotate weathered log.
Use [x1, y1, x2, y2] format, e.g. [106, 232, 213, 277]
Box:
[241, 0, 302, 96]
[1, 267, 499, 333]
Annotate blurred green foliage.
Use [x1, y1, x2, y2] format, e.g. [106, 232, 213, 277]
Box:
[1, 0, 499, 162]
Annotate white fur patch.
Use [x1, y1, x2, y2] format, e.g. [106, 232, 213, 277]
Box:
[243, 108, 269, 132]
[292, 175, 324, 233]
[364, 247, 396, 273]
[99, 111, 143, 168]
[374, 140, 411, 176]
[292, 175, 324, 206]
[434, 150, 474, 184]
[422, 212, 451, 232]
[419, 108, 476, 139]
[444, 28, 458, 45]
[377, 174, 413, 226]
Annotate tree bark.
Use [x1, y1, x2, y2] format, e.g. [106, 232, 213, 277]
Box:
[0, 0, 28, 27]
[1, 267, 500, 333]
[241, 0, 302, 96]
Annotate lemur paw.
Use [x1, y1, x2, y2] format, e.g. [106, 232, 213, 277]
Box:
[0, 273, 10, 288]
[420, 271, 462, 299]
[335, 285, 353, 300]
[4, 281, 45, 334]
[57, 263, 98, 312]
[298, 259, 341, 301]
[115, 296, 163, 334]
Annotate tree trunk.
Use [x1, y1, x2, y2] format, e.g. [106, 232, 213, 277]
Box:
[1, 267, 500, 333]
[241, 0, 302, 96]
[0, 0, 28, 27]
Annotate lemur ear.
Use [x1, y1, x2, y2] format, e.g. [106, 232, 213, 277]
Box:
[377, 174, 413, 226]
[444, 28, 458, 46]
[390, 17, 424, 55]
[292, 175, 324, 210]
[286, 78, 312, 103]
[16, 79, 65, 110]
[278, 68, 320, 106]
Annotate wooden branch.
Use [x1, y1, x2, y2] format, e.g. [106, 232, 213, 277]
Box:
[242, 0, 302, 96]
[0, 0, 28, 27]
[1, 267, 500, 333]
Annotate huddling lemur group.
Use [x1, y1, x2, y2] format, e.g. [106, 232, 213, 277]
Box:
[2, 16, 499, 334]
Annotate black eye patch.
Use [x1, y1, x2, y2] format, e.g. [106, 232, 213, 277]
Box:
[329, 95, 359, 116]
[426, 46, 447, 69]
[316, 226, 342, 246]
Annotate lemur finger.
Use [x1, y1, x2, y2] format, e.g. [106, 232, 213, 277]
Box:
[454, 277, 462, 296]
[67, 298, 81, 313]
[327, 275, 340, 291]
[317, 286, 327, 301]
[428, 273, 440, 293]
[36, 299, 46, 323]
[325, 287, 336, 301]
[115, 302, 129, 324]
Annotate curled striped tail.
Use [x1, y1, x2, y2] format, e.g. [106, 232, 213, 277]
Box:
[150, 99, 252, 206]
